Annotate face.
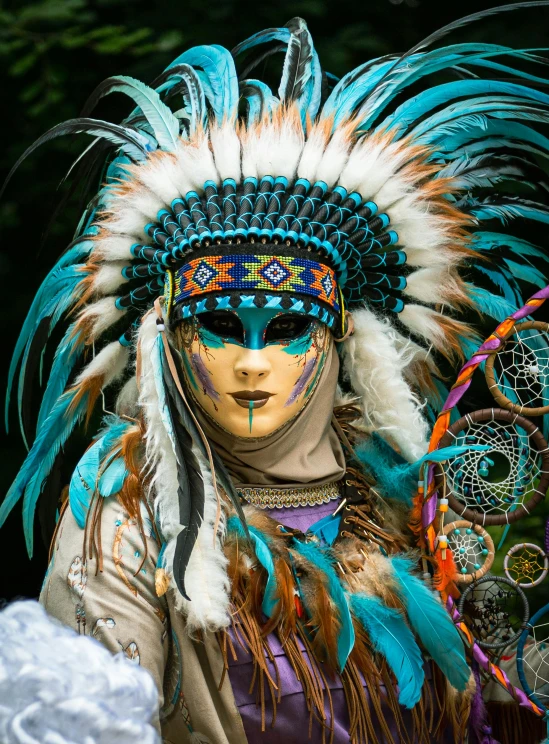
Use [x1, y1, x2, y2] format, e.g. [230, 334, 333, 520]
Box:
[174, 308, 332, 438]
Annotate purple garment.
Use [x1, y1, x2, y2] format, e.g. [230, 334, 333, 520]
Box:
[226, 501, 439, 743]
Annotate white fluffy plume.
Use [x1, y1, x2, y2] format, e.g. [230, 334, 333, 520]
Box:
[76, 296, 125, 340]
[342, 307, 429, 461]
[138, 311, 230, 633]
[0, 600, 160, 744]
[210, 122, 242, 182]
[75, 340, 129, 386]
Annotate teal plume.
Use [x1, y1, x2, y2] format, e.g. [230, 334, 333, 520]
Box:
[292, 539, 355, 671]
[391, 557, 470, 691]
[349, 593, 425, 709]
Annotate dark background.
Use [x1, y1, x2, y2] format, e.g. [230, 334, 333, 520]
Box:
[1, 0, 548, 600]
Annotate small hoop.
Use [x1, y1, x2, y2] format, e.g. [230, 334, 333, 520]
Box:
[333, 312, 355, 342]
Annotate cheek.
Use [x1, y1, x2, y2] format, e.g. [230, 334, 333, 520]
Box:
[179, 329, 232, 406]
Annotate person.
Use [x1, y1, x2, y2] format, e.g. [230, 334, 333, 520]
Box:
[2, 8, 549, 743]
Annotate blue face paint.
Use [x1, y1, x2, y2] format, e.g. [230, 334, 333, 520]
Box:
[196, 325, 226, 349]
[194, 308, 315, 351]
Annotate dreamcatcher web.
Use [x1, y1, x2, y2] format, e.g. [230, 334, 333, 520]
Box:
[504, 543, 549, 587]
[492, 326, 549, 411]
[444, 419, 541, 517]
[522, 621, 549, 706]
[461, 579, 527, 648]
[446, 523, 492, 578]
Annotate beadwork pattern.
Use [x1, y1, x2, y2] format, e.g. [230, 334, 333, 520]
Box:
[173, 254, 339, 313]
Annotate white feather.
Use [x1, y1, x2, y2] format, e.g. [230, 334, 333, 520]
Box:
[210, 123, 242, 182]
[399, 304, 452, 348]
[101, 189, 159, 237]
[315, 127, 352, 187]
[94, 233, 135, 262]
[75, 340, 129, 386]
[240, 124, 261, 180]
[404, 267, 465, 305]
[116, 375, 139, 418]
[91, 261, 129, 296]
[76, 297, 125, 340]
[338, 137, 409, 197]
[172, 136, 219, 195]
[174, 448, 230, 634]
[254, 116, 304, 181]
[133, 152, 182, 206]
[138, 312, 230, 633]
[297, 121, 329, 181]
[342, 307, 429, 460]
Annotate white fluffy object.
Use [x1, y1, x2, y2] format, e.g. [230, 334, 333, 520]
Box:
[93, 233, 135, 262]
[210, 123, 242, 182]
[0, 600, 160, 744]
[91, 261, 129, 296]
[76, 297, 125, 340]
[138, 312, 230, 633]
[75, 340, 129, 386]
[342, 307, 429, 461]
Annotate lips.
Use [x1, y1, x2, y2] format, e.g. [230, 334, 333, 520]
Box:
[230, 390, 275, 409]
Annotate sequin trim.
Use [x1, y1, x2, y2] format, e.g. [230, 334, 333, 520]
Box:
[238, 481, 341, 509]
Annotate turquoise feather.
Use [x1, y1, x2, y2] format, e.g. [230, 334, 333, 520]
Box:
[0, 389, 89, 556]
[37, 323, 85, 430]
[83, 76, 180, 151]
[227, 516, 278, 618]
[240, 79, 279, 123]
[464, 285, 518, 322]
[391, 557, 470, 691]
[167, 46, 239, 123]
[69, 437, 104, 528]
[98, 456, 128, 498]
[293, 539, 355, 672]
[349, 593, 424, 709]
[69, 419, 131, 526]
[308, 512, 341, 546]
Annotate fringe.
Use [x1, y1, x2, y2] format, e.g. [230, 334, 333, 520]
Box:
[223, 507, 472, 744]
[485, 701, 546, 744]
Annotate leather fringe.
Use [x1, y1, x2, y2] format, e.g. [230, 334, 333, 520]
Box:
[485, 701, 546, 744]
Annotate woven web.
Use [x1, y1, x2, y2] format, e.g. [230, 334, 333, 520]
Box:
[506, 546, 548, 586]
[522, 621, 549, 707]
[464, 581, 524, 646]
[493, 327, 549, 410]
[445, 419, 541, 516]
[448, 527, 489, 575]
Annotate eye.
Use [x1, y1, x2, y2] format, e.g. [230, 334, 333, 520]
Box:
[197, 311, 244, 343]
[265, 314, 312, 344]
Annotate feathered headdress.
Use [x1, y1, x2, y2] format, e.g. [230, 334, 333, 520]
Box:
[3, 6, 549, 622]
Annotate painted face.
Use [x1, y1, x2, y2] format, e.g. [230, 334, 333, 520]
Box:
[174, 308, 331, 438]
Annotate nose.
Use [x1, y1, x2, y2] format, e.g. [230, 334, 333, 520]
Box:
[233, 348, 272, 382]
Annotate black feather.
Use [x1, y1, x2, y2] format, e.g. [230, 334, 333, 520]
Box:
[279, 18, 313, 103]
[366, 2, 549, 114]
[166, 344, 249, 536]
[161, 348, 204, 601]
[1, 119, 148, 199]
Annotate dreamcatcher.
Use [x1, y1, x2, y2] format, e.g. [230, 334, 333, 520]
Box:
[414, 287, 549, 722]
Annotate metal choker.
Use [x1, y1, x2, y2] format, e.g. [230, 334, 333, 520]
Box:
[237, 481, 341, 510]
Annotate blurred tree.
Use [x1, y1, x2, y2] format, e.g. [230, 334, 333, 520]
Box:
[0, 0, 547, 599]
